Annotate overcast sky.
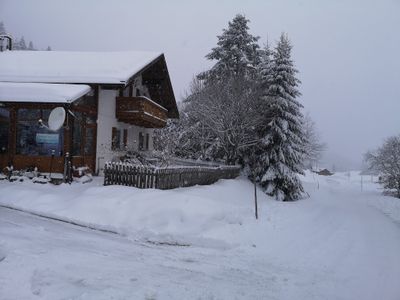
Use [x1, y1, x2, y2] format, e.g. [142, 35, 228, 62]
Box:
[1, 0, 399, 169]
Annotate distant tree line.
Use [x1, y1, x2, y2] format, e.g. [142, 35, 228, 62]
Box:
[0, 21, 51, 50]
[155, 14, 325, 201]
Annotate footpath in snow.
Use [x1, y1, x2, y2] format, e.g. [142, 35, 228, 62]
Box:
[1, 171, 400, 299]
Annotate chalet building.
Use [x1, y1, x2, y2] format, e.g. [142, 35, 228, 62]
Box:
[0, 50, 178, 174]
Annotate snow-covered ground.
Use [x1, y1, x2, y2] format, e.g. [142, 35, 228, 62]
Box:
[0, 171, 400, 299]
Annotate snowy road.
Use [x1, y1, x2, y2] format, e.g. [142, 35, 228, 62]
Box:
[1, 174, 400, 299]
[0, 207, 273, 299]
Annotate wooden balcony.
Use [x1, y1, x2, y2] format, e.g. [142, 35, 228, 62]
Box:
[116, 96, 168, 128]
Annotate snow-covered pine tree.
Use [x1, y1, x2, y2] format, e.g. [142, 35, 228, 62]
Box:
[0, 22, 6, 34]
[198, 14, 260, 81]
[28, 41, 35, 50]
[0, 22, 49, 50]
[185, 14, 263, 164]
[258, 43, 273, 80]
[258, 33, 305, 201]
[19, 37, 27, 50]
[13, 36, 27, 50]
[242, 43, 273, 176]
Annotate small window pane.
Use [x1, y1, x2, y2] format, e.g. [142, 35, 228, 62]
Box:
[112, 127, 121, 150]
[18, 109, 40, 120]
[72, 119, 82, 156]
[17, 120, 63, 156]
[84, 127, 95, 155]
[139, 132, 144, 151]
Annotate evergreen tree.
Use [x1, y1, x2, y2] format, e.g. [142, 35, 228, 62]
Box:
[163, 15, 262, 165]
[46, 46, 52, 51]
[0, 22, 6, 34]
[0, 21, 50, 50]
[19, 37, 27, 49]
[242, 44, 273, 176]
[13, 36, 27, 50]
[28, 41, 35, 50]
[258, 44, 273, 82]
[258, 33, 305, 201]
[199, 14, 260, 81]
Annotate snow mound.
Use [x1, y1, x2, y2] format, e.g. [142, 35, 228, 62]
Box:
[0, 177, 256, 247]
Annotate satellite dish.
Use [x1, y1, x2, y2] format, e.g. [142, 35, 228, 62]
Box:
[48, 107, 66, 131]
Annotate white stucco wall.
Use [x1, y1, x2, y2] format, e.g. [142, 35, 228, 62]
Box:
[95, 88, 154, 174]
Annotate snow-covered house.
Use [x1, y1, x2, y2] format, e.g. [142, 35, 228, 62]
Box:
[0, 50, 178, 174]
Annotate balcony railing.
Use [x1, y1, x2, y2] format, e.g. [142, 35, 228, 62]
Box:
[116, 96, 168, 128]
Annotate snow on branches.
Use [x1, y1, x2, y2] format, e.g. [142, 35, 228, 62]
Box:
[154, 16, 325, 201]
[365, 135, 400, 198]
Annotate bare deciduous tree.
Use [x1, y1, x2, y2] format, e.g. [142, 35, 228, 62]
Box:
[188, 77, 262, 165]
[365, 135, 400, 198]
[303, 113, 326, 170]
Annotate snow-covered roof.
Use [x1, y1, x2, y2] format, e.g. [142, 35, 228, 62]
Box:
[0, 82, 91, 103]
[0, 50, 163, 85]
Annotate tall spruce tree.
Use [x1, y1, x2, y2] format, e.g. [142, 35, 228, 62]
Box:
[0, 22, 6, 34]
[258, 33, 305, 201]
[19, 37, 27, 50]
[242, 43, 273, 175]
[199, 14, 260, 81]
[28, 41, 35, 50]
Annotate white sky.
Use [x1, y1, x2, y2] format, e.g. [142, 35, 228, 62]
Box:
[1, 0, 399, 169]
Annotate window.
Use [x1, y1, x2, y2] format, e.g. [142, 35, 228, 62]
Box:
[16, 108, 64, 156]
[145, 133, 149, 150]
[74, 89, 96, 106]
[112, 127, 121, 150]
[139, 132, 144, 150]
[72, 112, 83, 156]
[0, 108, 9, 154]
[71, 111, 97, 157]
[84, 127, 95, 155]
[123, 129, 128, 149]
[138, 132, 149, 151]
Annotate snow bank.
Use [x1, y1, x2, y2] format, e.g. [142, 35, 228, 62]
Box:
[0, 177, 259, 248]
[1, 171, 400, 299]
[0, 171, 399, 247]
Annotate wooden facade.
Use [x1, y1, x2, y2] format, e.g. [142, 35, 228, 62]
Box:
[116, 96, 168, 128]
[0, 91, 99, 173]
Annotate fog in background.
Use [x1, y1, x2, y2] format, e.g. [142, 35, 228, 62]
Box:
[1, 0, 399, 170]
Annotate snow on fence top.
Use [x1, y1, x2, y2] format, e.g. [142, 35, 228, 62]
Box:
[0, 82, 91, 103]
[0, 50, 162, 84]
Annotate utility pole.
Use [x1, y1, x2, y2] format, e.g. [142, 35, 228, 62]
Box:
[254, 177, 258, 220]
[361, 174, 363, 192]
